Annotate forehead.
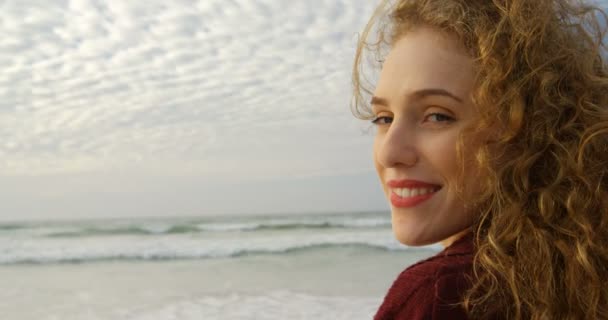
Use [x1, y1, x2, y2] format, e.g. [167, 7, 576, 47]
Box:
[375, 27, 475, 100]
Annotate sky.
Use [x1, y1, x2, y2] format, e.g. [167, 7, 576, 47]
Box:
[0, 0, 387, 221]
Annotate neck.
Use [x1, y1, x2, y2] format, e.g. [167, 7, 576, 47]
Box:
[440, 228, 471, 248]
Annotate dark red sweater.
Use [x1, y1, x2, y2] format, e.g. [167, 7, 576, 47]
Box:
[374, 233, 474, 320]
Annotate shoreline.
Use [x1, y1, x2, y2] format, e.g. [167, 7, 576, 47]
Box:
[0, 246, 434, 320]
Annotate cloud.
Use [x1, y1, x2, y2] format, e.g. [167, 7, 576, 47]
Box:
[0, 0, 378, 179]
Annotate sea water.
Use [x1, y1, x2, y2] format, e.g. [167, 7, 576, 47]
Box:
[0, 211, 439, 320]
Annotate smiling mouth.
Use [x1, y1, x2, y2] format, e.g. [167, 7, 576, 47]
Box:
[391, 186, 441, 198]
[389, 186, 441, 208]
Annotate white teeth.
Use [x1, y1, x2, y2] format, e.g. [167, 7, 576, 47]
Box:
[393, 187, 437, 198]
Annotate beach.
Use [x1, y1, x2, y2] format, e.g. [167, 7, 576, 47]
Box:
[0, 212, 438, 320]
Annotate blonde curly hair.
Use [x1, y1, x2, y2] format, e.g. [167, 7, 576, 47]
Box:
[352, 0, 608, 319]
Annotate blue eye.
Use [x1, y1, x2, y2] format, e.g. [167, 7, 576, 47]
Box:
[426, 113, 454, 122]
[371, 116, 393, 125]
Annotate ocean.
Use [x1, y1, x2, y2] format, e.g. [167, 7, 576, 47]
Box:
[0, 211, 440, 320]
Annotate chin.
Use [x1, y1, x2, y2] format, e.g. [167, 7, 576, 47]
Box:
[393, 229, 436, 247]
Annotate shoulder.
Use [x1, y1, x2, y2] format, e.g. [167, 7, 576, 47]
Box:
[374, 240, 474, 320]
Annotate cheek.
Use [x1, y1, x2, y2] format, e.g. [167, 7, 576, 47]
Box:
[372, 135, 389, 196]
[372, 136, 387, 192]
[422, 132, 460, 183]
[372, 135, 383, 170]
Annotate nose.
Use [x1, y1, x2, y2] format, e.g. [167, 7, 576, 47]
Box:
[374, 121, 418, 168]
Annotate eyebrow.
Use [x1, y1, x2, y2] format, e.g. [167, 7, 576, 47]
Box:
[370, 88, 464, 106]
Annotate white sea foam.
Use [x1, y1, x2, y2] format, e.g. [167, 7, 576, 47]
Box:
[197, 215, 391, 232]
[0, 213, 440, 265]
[1, 213, 391, 236]
[0, 229, 417, 265]
[196, 222, 261, 232]
[123, 291, 380, 320]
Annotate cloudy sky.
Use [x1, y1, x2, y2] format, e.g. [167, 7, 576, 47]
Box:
[0, 0, 387, 221]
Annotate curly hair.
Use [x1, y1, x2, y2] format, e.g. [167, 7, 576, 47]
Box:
[352, 0, 608, 319]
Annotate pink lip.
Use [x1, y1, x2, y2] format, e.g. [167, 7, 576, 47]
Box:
[387, 179, 441, 208]
[390, 191, 437, 208]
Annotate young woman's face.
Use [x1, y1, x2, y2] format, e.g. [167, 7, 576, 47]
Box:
[372, 26, 480, 247]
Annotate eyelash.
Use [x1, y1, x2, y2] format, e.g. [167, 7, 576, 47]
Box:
[370, 113, 455, 125]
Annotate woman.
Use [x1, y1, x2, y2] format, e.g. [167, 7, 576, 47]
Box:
[352, 0, 608, 319]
